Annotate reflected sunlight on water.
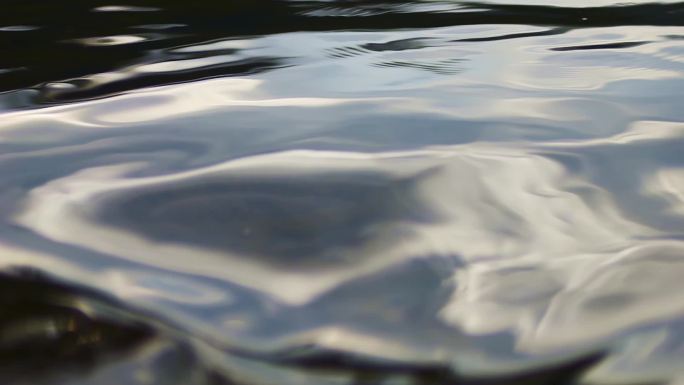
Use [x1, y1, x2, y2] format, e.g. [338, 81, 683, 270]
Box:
[1, 1, 684, 384]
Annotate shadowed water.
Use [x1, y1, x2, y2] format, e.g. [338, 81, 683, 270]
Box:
[1, 1, 684, 384]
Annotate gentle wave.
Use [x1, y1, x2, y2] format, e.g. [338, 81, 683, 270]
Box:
[1, 1, 683, 105]
[1, 1, 684, 384]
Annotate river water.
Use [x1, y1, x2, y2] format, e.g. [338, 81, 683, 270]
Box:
[1, 1, 684, 384]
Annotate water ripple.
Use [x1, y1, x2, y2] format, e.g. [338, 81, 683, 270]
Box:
[1, 1, 684, 384]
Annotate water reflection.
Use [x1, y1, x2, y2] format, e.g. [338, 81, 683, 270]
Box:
[1, 1, 683, 103]
[1, 0, 684, 384]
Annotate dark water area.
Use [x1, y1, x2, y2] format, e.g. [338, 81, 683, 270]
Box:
[1, 1, 684, 384]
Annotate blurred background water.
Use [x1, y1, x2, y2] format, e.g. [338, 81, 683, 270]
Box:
[1, 1, 684, 384]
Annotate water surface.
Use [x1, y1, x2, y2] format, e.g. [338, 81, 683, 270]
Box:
[1, 1, 684, 384]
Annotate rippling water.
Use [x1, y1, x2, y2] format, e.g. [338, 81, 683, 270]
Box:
[1, 1, 684, 384]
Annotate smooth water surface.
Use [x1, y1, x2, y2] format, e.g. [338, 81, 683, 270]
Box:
[1, 1, 684, 384]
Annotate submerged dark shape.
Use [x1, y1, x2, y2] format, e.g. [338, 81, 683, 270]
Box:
[0, 269, 154, 383]
[92, 170, 436, 268]
[0, 269, 252, 385]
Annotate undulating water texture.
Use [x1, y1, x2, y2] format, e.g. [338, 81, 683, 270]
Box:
[1, 1, 684, 384]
